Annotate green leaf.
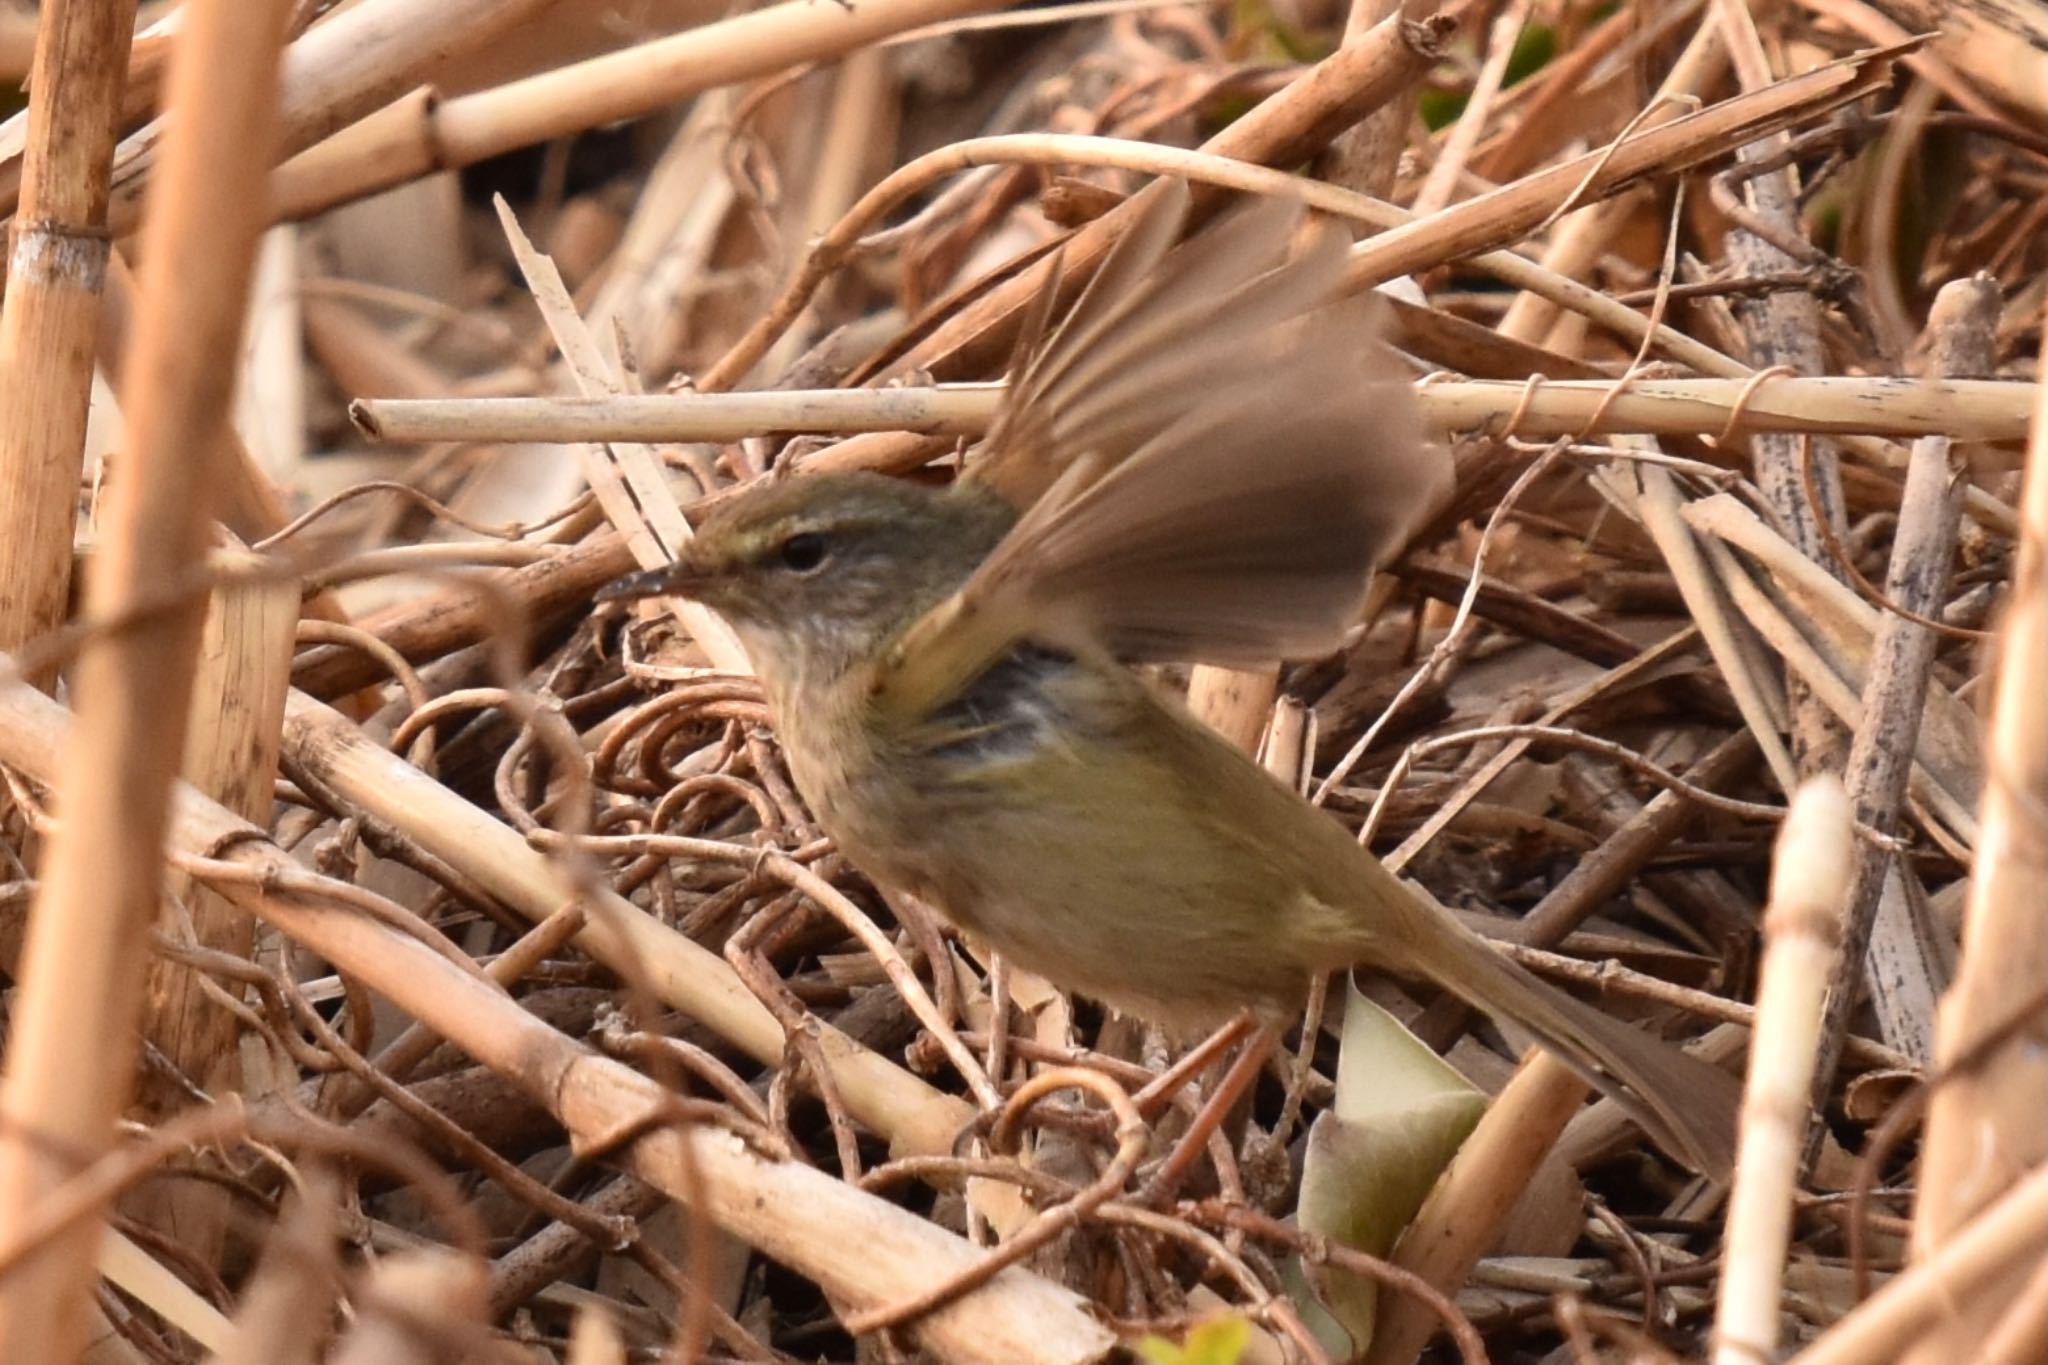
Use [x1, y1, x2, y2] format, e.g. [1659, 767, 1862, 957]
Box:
[1503, 22, 1557, 87]
[1136, 1314, 1251, 1365]
[1291, 983, 1487, 1355]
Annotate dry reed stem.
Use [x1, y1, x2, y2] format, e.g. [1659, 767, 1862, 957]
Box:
[0, 10, 35, 83]
[0, 0, 134, 664]
[270, 0, 1024, 222]
[863, 13, 1442, 390]
[353, 374, 2039, 446]
[1315, 0, 1423, 199]
[1904, 297, 2048, 1361]
[95, 1226, 232, 1355]
[1681, 494, 1983, 832]
[277, 689, 977, 1160]
[1622, 463, 1800, 791]
[1186, 663, 1281, 757]
[1363, 1052, 1592, 1365]
[0, 0, 293, 1355]
[1980, 1248, 2048, 1365]
[1410, 0, 1529, 217]
[1191, 8, 1448, 202]
[1790, 1158, 2048, 1365]
[0, 672, 1119, 1365]
[1710, 0, 1849, 777]
[1339, 39, 1912, 292]
[1497, 16, 1729, 344]
[93, 252, 302, 549]
[490, 197, 748, 674]
[80, 0, 565, 233]
[1817, 274, 1999, 1085]
[132, 554, 297, 1263]
[1503, 943, 1906, 1072]
[1713, 775, 1851, 1364]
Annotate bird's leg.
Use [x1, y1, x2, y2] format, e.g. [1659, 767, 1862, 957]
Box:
[1130, 1011, 1257, 1118]
[1135, 1022, 1279, 1208]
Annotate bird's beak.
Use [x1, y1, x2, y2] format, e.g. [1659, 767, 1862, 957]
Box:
[597, 559, 705, 603]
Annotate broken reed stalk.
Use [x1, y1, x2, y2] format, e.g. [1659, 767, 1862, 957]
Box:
[0, 0, 133, 665]
[0, 0, 294, 1354]
[1713, 775, 1851, 1365]
[1708, 0, 1848, 773]
[490, 197, 747, 672]
[1903, 305, 2048, 1362]
[1812, 275, 1999, 1089]
[132, 554, 298, 1265]
[0, 673, 1117, 1365]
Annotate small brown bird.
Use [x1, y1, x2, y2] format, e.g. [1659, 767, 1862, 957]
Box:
[606, 182, 1739, 1177]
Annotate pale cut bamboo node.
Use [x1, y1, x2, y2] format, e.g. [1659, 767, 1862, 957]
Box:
[6, 229, 109, 288]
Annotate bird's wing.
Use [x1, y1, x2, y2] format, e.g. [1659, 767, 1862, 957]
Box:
[874, 180, 1448, 722]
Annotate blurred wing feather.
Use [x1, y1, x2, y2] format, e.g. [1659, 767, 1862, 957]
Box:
[881, 184, 1448, 719]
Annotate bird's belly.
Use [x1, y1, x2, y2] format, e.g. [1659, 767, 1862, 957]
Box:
[773, 653, 1366, 1032]
[845, 796, 1328, 1032]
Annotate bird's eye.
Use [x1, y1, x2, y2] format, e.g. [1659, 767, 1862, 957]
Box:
[777, 532, 829, 574]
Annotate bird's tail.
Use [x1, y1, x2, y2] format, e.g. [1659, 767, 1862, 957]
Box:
[1407, 914, 1741, 1179]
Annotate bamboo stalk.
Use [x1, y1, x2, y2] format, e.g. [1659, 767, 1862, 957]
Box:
[0, 0, 135, 667]
[0, 0, 294, 1354]
[1904, 297, 2048, 1362]
[351, 375, 2040, 446]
